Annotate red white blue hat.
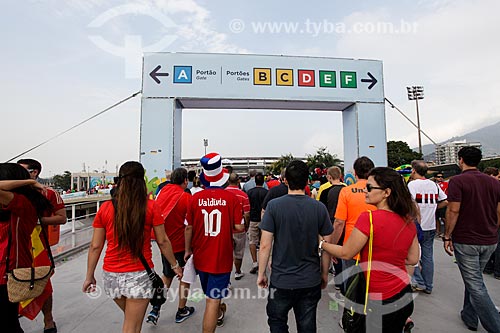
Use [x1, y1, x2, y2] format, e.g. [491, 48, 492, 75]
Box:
[199, 152, 229, 187]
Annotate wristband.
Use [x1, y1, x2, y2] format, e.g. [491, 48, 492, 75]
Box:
[441, 236, 452, 242]
[319, 239, 327, 251]
[171, 260, 180, 269]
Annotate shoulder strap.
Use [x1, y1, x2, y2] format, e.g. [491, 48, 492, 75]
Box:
[39, 223, 55, 269]
[363, 210, 374, 314]
[138, 253, 157, 282]
[5, 217, 55, 272]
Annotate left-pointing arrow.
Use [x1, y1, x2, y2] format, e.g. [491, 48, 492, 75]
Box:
[361, 72, 378, 90]
[150, 65, 169, 84]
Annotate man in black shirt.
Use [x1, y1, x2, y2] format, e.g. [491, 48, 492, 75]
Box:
[247, 173, 268, 274]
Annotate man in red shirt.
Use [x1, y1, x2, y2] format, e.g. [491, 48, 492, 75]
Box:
[185, 153, 244, 332]
[18, 159, 66, 333]
[146, 167, 194, 325]
[434, 172, 448, 237]
[225, 173, 250, 281]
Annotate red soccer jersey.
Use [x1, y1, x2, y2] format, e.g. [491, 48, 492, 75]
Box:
[93, 200, 164, 273]
[43, 187, 65, 211]
[0, 194, 38, 285]
[155, 184, 191, 253]
[187, 188, 243, 274]
[437, 181, 448, 195]
[225, 185, 249, 234]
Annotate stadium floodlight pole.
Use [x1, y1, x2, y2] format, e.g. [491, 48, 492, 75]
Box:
[203, 138, 208, 155]
[407, 86, 424, 155]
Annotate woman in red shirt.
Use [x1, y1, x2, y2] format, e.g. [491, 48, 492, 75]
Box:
[320, 167, 419, 332]
[0, 163, 52, 333]
[82, 161, 182, 333]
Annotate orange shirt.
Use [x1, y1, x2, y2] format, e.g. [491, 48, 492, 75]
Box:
[334, 179, 377, 244]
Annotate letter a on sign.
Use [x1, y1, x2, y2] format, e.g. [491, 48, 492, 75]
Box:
[298, 70, 315, 87]
[173, 66, 192, 83]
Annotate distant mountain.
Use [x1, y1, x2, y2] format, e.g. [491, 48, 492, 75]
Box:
[420, 121, 500, 161]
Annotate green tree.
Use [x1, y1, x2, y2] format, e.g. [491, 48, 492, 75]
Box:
[478, 158, 500, 171]
[53, 171, 71, 190]
[306, 147, 342, 171]
[267, 153, 295, 175]
[387, 141, 423, 168]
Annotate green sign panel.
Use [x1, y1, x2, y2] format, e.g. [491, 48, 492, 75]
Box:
[340, 71, 357, 88]
[319, 71, 336, 88]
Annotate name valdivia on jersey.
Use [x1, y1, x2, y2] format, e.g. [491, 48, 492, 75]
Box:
[198, 198, 227, 207]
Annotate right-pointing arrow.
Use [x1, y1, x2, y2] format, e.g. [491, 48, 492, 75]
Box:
[361, 72, 378, 90]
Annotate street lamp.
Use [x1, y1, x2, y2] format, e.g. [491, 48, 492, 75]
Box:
[203, 139, 208, 155]
[407, 86, 424, 155]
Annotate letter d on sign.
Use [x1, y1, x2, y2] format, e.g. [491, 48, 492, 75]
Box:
[298, 70, 315, 87]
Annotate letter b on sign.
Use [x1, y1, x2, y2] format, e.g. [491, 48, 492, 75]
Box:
[253, 68, 271, 85]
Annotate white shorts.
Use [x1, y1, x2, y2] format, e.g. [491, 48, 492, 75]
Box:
[102, 270, 153, 299]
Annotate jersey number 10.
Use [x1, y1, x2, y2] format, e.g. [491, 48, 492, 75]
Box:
[202, 209, 222, 237]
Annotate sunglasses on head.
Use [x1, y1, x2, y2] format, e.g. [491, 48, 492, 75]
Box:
[366, 184, 385, 192]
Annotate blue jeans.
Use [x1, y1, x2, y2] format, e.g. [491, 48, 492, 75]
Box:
[413, 229, 435, 291]
[267, 284, 321, 333]
[454, 243, 500, 332]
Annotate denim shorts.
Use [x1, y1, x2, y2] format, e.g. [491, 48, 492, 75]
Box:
[102, 270, 153, 299]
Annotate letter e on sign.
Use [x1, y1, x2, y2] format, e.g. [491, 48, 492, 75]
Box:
[319, 71, 336, 88]
[298, 70, 315, 87]
[253, 68, 271, 85]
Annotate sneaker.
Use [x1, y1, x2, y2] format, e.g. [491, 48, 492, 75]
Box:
[175, 306, 195, 323]
[411, 285, 424, 292]
[146, 308, 160, 325]
[249, 265, 258, 274]
[423, 289, 432, 295]
[404, 318, 414, 333]
[235, 272, 245, 280]
[217, 303, 227, 327]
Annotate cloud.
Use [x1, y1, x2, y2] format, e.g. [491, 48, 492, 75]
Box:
[333, 0, 500, 147]
[149, 0, 248, 53]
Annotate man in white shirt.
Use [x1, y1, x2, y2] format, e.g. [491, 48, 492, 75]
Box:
[408, 160, 448, 294]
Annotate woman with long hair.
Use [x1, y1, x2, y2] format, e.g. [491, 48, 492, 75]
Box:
[83, 161, 182, 333]
[320, 167, 419, 332]
[0, 163, 52, 333]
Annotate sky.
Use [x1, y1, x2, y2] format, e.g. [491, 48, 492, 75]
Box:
[1, 0, 499, 175]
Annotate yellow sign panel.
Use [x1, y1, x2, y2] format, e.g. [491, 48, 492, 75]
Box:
[253, 68, 271, 85]
[276, 69, 293, 86]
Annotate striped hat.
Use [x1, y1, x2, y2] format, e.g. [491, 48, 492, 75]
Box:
[199, 152, 229, 187]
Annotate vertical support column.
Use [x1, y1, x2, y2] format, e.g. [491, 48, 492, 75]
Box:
[342, 102, 387, 183]
[140, 98, 182, 183]
[71, 204, 76, 234]
[173, 99, 182, 169]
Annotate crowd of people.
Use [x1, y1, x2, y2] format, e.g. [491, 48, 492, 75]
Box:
[2, 146, 500, 333]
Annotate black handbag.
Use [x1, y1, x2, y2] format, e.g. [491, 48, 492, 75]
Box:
[139, 254, 166, 307]
[342, 210, 373, 333]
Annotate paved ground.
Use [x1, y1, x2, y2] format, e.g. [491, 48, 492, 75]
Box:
[20, 239, 500, 332]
